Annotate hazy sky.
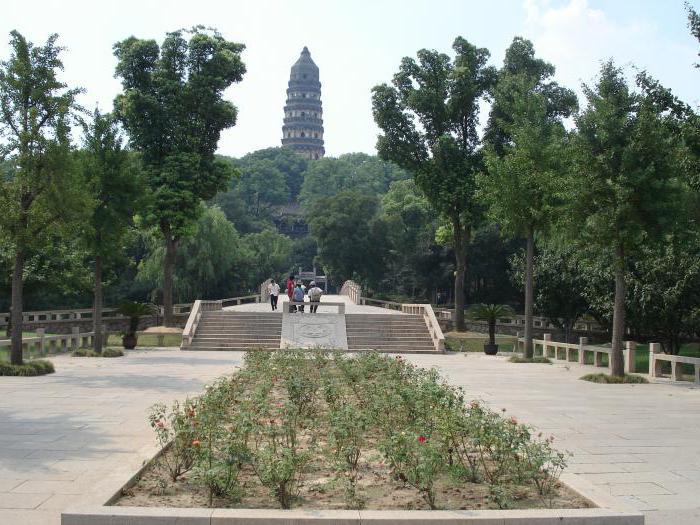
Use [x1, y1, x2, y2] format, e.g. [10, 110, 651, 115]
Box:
[2, 0, 698, 158]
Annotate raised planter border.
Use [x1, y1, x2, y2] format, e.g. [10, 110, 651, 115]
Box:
[62, 458, 644, 525]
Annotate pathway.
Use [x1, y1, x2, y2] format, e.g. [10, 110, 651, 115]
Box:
[0, 350, 698, 524]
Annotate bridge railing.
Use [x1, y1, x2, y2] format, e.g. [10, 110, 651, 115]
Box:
[0, 327, 106, 360]
[339, 281, 445, 353]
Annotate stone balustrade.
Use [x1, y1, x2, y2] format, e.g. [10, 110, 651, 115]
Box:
[516, 333, 637, 373]
[339, 280, 362, 305]
[649, 342, 700, 384]
[0, 327, 106, 359]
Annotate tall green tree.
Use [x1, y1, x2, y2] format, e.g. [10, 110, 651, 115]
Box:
[79, 109, 140, 353]
[307, 191, 389, 286]
[687, 2, 700, 67]
[0, 31, 85, 364]
[563, 61, 678, 376]
[372, 37, 496, 330]
[480, 38, 577, 357]
[113, 27, 245, 325]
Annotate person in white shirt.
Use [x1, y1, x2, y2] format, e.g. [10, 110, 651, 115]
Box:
[268, 279, 281, 311]
[308, 281, 323, 313]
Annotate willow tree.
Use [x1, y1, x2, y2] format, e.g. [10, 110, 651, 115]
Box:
[0, 31, 85, 365]
[113, 27, 245, 325]
[479, 38, 577, 357]
[564, 62, 678, 377]
[372, 37, 496, 330]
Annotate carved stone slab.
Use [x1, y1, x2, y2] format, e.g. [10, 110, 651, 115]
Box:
[280, 312, 348, 350]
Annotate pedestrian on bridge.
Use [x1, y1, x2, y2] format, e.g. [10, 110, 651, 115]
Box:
[268, 279, 280, 311]
[308, 281, 323, 313]
[286, 275, 295, 313]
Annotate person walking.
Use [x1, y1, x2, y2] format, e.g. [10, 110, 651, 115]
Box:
[293, 282, 306, 313]
[308, 281, 323, 313]
[286, 275, 295, 313]
[268, 279, 280, 311]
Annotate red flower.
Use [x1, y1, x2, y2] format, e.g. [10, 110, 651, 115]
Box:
[192, 439, 201, 446]
[417, 435, 427, 444]
[156, 420, 165, 429]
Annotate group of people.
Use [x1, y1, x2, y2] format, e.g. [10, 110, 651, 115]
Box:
[267, 276, 323, 313]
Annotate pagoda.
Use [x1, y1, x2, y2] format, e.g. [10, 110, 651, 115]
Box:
[281, 47, 325, 160]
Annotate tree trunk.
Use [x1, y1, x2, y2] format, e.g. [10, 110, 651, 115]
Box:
[488, 319, 495, 345]
[523, 228, 535, 358]
[453, 218, 467, 332]
[10, 248, 25, 366]
[93, 254, 103, 354]
[162, 229, 177, 327]
[610, 243, 626, 377]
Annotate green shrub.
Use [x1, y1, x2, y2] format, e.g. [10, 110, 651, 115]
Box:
[102, 348, 124, 358]
[72, 348, 100, 357]
[0, 359, 55, 376]
[580, 373, 648, 384]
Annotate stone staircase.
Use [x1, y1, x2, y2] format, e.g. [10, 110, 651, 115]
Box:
[345, 314, 436, 353]
[188, 311, 282, 351]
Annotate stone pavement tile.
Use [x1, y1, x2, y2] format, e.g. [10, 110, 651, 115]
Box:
[607, 482, 673, 496]
[569, 463, 633, 474]
[581, 471, 689, 485]
[0, 479, 25, 492]
[35, 492, 84, 511]
[12, 480, 84, 495]
[644, 508, 700, 525]
[637, 493, 700, 510]
[672, 469, 700, 481]
[0, 491, 51, 509]
[0, 509, 60, 525]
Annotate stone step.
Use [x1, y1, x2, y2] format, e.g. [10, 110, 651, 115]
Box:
[192, 338, 281, 344]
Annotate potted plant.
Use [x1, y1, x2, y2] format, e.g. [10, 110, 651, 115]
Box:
[116, 301, 156, 349]
[466, 303, 515, 355]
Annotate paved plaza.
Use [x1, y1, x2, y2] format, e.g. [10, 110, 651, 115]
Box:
[0, 349, 698, 524]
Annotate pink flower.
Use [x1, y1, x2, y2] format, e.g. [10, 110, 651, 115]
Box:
[192, 439, 201, 446]
[417, 435, 427, 444]
[156, 420, 165, 429]
[508, 417, 518, 425]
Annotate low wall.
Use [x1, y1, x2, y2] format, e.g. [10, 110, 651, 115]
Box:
[15, 314, 188, 335]
[439, 318, 608, 344]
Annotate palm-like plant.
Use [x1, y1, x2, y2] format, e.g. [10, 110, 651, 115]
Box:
[116, 301, 156, 349]
[466, 304, 516, 348]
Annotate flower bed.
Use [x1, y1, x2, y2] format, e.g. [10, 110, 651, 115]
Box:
[115, 349, 589, 511]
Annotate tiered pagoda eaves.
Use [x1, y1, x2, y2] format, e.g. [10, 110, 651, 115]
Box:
[281, 47, 325, 160]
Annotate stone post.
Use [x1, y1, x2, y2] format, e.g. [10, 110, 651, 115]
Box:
[624, 341, 636, 373]
[542, 333, 552, 358]
[36, 328, 45, 356]
[71, 326, 80, 351]
[578, 337, 588, 365]
[671, 361, 682, 382]
[649, 342, 662, 378]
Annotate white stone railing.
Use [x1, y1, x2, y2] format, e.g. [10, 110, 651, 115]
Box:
[649, 343, 700, 384]
[0, 327, 105, 358]
[435, 308, 603, 333]
[220, 295, 260, 308]
[259, 279, 273, 304]
[516, 333, 638, 373]
[339, 280, 362, 305]
[401, 304, 445, 353]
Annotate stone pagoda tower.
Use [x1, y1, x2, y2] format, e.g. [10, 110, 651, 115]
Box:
[281, 47, 325, 160]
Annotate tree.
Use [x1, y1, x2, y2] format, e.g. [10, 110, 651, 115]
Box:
[687, 2, 700, 68]
[511, 244, 589, 343]
[242, 229, 294, 286]
[242, 147, 308, 198]
[562, 61, 678, 376]
[234, 158, 289, 217]
[137, 206, 252, 302]
[372, 37, 496, 330]
[0, 31, 85, 365]
[79, 110, 140, 353]
[113, 27, 246, 325]
[480, 38, 577, 357]
[307, 191, 389, 286]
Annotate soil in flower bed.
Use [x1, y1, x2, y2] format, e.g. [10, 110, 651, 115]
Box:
[117, 444, 590, 510]
[115, 349, 592, 511]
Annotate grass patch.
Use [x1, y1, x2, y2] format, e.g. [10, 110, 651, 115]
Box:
[0, 359, 55, 376]
[580, 373, 649, 384]
[509, 356, 552, 364]
[107, 333, 182, 347]
[445, 333, 516, 353]
[103, 347, 124, 357]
